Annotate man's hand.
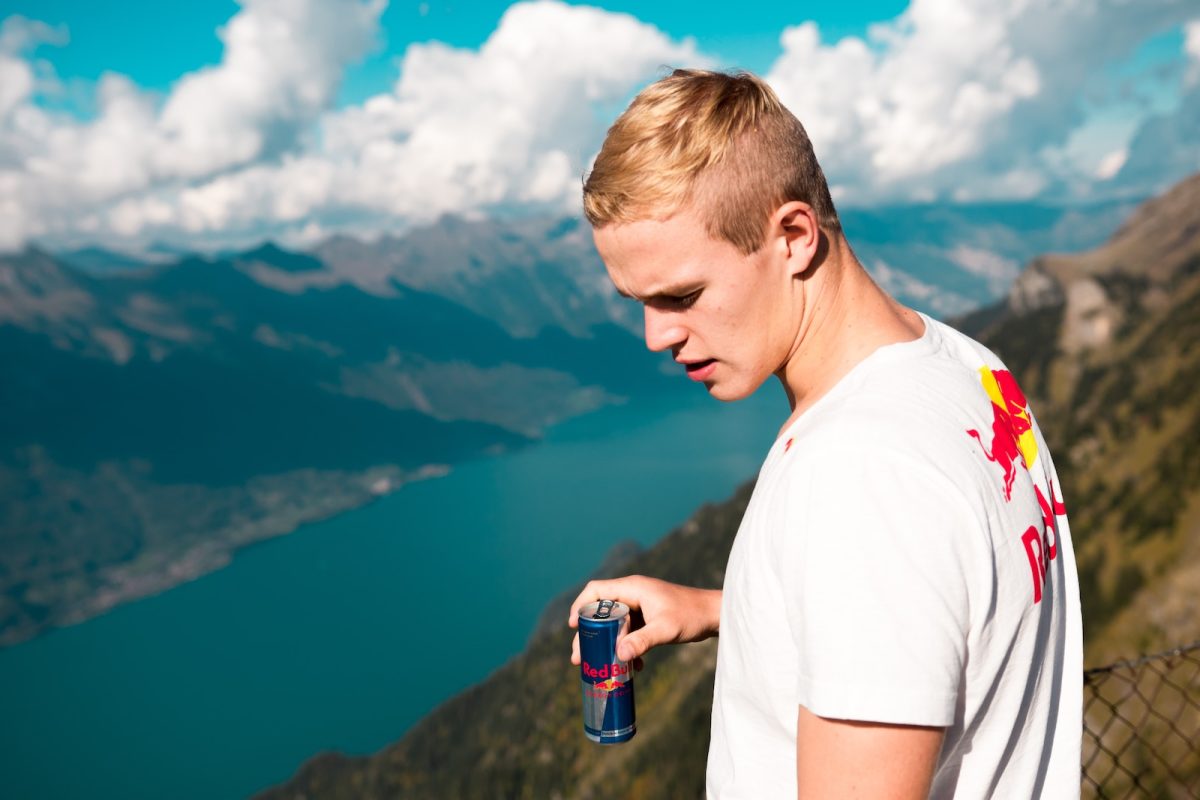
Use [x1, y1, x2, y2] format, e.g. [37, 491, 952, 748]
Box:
[796, 706, 945, 799]
[567, 575, 721, 665]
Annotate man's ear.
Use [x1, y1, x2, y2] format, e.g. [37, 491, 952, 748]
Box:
[773, 201, 820, 278]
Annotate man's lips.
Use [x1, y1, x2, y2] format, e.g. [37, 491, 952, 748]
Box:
[681, 358, 717, 381]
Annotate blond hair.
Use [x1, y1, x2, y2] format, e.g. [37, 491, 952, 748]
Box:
[583, 69, 840, 255]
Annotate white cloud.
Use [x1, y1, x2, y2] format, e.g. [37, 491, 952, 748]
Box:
[313, 1, 701, 219]
[1108, 87, 1200, 193]
[1095, 148, 1128, 179]
[1104, 23, 1200, 193]
[0, 17, 66, 123]
[156, 0, 386, 177]
[0, 0, 698, 251]
[866, 258, 975, 317]
[0, 0, 386, 250]
[0, 0, 1197, 252]
[1186, 19, 1200, 83]
[948, 245, 1020, 281]
[766, 0, 1197, 204]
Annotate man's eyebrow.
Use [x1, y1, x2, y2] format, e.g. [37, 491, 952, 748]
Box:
[616, 283, 700, 302]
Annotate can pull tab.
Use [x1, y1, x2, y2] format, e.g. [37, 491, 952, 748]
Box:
[595, 599, 614, 619]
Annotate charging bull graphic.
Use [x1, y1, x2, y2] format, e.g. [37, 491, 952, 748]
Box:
[967, 367, 1039, 501]
[966, 367, 1068, 604]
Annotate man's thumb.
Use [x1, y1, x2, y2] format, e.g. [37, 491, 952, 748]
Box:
[617, 625, 660, 662]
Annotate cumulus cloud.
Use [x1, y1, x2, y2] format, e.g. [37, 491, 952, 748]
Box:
[0, 0, 386, 249]
[0, 0, 1197, 252]
[214, 4, 696, 243]
[282, 1, 700, 222]
[0, 0, 697, 251]
[0, 17, 65, 122]
[1094, 148, 1128, 180]
[156, 0, 386, 176]
[1186, 19, 1200, 83]
[765, 0, 1197, 204]
[1109, 90, 1200, 194]
[1102, 19, 1200, 195]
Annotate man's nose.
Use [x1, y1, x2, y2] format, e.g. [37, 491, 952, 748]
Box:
[643, 306, 686, 353]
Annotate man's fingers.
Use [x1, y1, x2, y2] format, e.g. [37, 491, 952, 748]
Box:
[571, 632, 580, 666]
[616, 621, 666, 662]
[567, 577, 642, 627]
[616, 629, 647, 662]
[568, 579, 610, 626]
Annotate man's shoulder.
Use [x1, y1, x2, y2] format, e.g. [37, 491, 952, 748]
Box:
[800, 357, 992, 451]
[778, 336, 1005, 479]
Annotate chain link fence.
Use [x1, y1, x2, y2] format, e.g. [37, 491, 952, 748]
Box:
[1082, 641, 1200, 798]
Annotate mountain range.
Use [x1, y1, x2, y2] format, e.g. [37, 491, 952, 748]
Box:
[0, 195, 1138, 650]
[0, 234, 665, 647]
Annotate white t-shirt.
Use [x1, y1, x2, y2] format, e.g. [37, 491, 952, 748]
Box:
[707, 315, 1082, 799]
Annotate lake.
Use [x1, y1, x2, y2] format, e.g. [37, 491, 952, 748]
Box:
[0, 386, 784, 799]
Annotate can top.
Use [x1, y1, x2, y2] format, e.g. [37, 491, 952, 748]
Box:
[578, 599, 630, 622]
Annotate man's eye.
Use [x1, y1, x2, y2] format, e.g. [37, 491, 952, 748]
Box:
[666, 291, 700, 309]
[645, 290, 701, 311]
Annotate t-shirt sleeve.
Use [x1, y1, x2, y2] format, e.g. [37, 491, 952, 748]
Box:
[773, 441, 983, 727]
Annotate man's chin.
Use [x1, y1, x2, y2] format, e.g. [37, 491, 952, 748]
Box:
[703, 379, 760, 403]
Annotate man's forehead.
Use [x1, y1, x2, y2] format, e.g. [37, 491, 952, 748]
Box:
[591, 215, 673, 255]
[593, 220, 708, 302]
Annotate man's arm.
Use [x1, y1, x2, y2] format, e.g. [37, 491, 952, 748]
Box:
[796, 706, 945, 799]
[568, 575, 720, 664]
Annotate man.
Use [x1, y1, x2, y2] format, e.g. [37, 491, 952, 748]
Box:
[568, 69, 1082, 798]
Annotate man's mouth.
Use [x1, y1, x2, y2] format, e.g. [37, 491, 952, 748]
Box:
[683, 359, 717, 381]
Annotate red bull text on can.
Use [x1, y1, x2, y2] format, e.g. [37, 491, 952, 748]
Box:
[577, 599, 636, 744]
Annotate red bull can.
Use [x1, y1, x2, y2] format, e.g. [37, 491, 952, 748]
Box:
[577, 599, 636, 744]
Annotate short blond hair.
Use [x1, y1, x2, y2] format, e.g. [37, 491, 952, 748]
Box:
[583, 69, 840, 255]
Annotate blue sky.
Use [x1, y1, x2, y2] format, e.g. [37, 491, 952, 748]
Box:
[7, 0, 911, 100]
[0, 0, 1197, 252]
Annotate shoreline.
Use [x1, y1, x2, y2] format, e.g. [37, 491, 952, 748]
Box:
[0, 462, 453, 650]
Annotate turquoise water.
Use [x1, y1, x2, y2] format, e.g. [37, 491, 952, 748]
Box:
[0, 388, 784, 799]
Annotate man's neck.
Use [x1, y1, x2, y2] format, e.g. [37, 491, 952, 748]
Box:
[774, 234, 925, 435]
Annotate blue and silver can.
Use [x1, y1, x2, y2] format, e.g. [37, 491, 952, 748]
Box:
[577, 599, 636, 744]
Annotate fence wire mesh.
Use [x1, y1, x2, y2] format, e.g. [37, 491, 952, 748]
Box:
[1082, 641, 1200, 799]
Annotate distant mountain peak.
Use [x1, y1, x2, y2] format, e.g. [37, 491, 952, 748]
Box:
[236, 242, 326, 273]
[1109, 172, 1200, 245]
[312, 213, 637, 338]
[967, 169, 1200, 355]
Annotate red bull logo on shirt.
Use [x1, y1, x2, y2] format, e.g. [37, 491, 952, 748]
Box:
[967, 367, 1039, 501]
[1024, 482, 1067, 603]
[966, 367, 1067, 604]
